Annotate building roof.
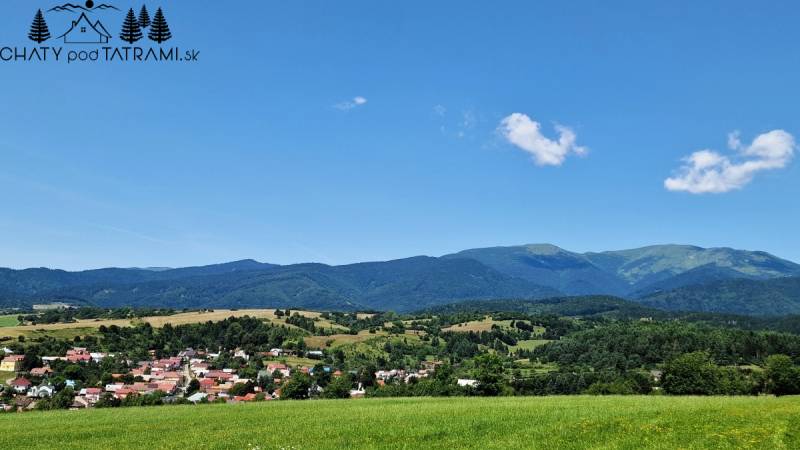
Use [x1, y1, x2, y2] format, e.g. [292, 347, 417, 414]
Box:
[11, 378, 32, 387]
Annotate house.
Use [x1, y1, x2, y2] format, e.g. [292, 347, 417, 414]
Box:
[186, 392, 208, 403]
[113, 387, 137, 400]
[234, 350, 249, 361]
[30, 367, 53, 377]
[90, 352, 108, 362]
[70, 397, 89, 410]
[80, 387, 102, 404]
[156, 383, 178, 395]
[307, 350, 324, 358]
[66, 348, 91, 363]
[233, 393, 258, 402]
[10, 377, 32, 394]
[28, 385, 55, 398]
[0, 355, 24, 372]
[179, 348, 198, 359]
[198, 378, 215, 391]
[105, 383, 124, 393]
[457, 379, 478, 388]
[58, 13, 111, 44]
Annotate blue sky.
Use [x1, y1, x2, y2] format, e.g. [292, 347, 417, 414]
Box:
[1, 1, 798, 270]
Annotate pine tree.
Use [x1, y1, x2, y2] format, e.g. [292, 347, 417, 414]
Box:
[148, 8, 172, 44]
[119, 8, 143, 44]
[138, 5, 151, 28]
[28, 9, 51, 44]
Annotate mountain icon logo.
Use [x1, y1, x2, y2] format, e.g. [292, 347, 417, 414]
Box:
[58, 12, 111, 44]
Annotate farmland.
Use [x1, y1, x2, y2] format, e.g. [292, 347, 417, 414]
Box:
[0, 309, 341, 339]
[0, 396, 797, 449]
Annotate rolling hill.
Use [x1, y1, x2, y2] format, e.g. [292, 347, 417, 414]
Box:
[1, 243, 798, 314]
[638, 276, 800, 316]
[0, 257, 558, 313]
[445, 244, 800, 297]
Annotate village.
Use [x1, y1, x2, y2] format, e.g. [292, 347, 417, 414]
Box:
[0, 346, 455, 412]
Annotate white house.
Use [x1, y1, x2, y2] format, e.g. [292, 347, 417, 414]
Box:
[27, 385, 55, 398]
[187, 392, 208, 403]
[457, 379, 478, 388]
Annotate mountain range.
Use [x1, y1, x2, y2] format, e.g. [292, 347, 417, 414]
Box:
[1, 244, 799, 315]
[48, 3, 120, 13]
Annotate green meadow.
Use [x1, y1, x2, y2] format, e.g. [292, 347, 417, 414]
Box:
[0, 396, 798, 449]
[0, 315, 19, 327]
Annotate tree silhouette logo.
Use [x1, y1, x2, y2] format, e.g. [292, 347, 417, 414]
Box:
[148, 7, 172, 44]
[138, 5, 151, 29]
[119, 8, 142, 44]
[29, 9, 52, 43]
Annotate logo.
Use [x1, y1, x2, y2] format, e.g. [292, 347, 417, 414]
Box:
[3, 2, 199, 64]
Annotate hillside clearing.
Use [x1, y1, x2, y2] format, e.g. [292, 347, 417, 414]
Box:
[0, 396, 797, 449]
[304, 330, 387, 349]
[443, 316, 544, 334]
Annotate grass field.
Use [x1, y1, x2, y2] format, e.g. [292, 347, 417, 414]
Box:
[0, 396, 797, 449]
[509, 339, 552, 351]
[0, 314, 19, 327]
[0, 309, 342, 339]
[0, 370, 14, 383]
[304, 330, 386, 349]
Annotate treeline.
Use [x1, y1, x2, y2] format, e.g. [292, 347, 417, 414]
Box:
[532, 321, 800, 371]
[97, 317, 307, 359]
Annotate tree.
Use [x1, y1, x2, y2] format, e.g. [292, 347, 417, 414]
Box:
[138, 5, 151, 28]
[148, 8, 172, 44]
[228, 381, 254, 397]
[281, 373, 312, 400]
[186, 378, 201, 395]
[765, 355, 800, 396]
[322, 374, 353, 399]
[662, 352, 721, 395]
[28, 9, 51, 44]
[120, 8, 143, 44]
[95, 393, 121, 408]
[473, 353, 505, 396]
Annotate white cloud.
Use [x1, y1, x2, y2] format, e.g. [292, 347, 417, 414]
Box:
[433, 104, 447, 117]
[665, 129, 795, 194]
[498, 113, 587, 166]
[334, 96, 368, 111]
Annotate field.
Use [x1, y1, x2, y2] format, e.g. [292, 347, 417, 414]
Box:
[442, 317, 545, 335]
[509, 339, 552, 351]
[304, 330, 386, 349]
[0, 309, 342, 339]
[0, 314, 19, 327]
[0, 396, 797, 449]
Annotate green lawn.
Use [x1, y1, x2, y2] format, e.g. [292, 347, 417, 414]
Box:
[0, 315, 19, 327]
[0, 396, 797, 449]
